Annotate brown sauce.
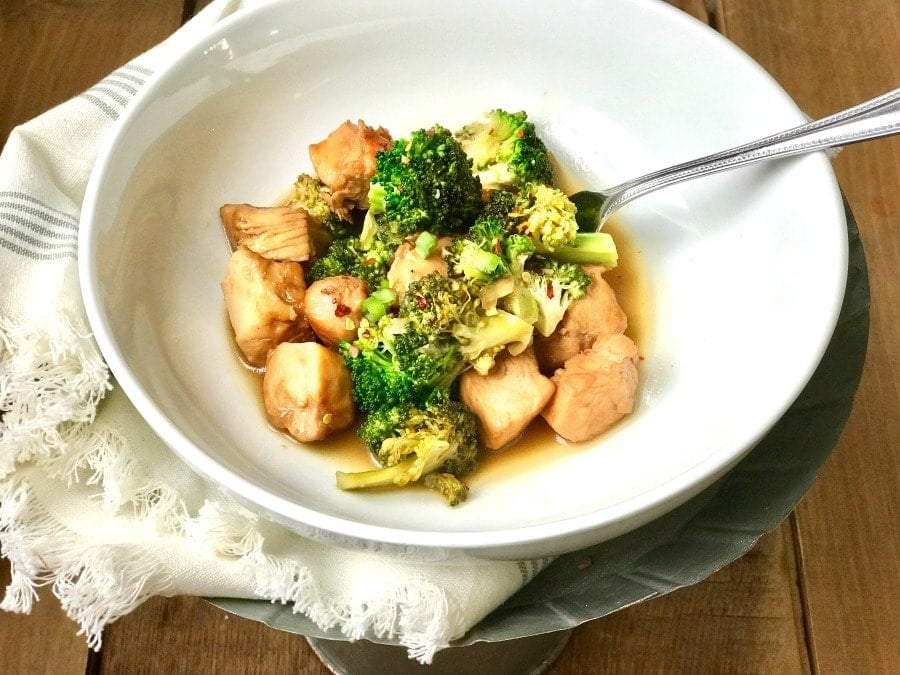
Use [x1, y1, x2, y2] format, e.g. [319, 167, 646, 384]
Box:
[225, 312, 377, 471]
[473, 216, 650, 483]
[600, 217, 651, 350]
[227, 160, 652, 479]
[227, 213, 650, 480]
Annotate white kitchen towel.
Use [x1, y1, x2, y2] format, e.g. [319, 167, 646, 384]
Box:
[0, 0, 548, 663]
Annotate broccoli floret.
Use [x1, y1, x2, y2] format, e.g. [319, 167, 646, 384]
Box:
[452, 309, 534, 375]
[482, 188, 517, 221]
[398, 272, 474, 338]
[507, 183, 579, 252]
[524, 259, 592, 336]
[307, 236, 395, 288]
[501, 185, 617, 266]
[340, 310, 464, 415]
[502, 231, 536, 277]
[422, 472, 470, 506]
[483, 186, 613, 266]
[444, 216, 510, 285]
[446, 239, 506, 285]
[494, 232, 540, 325]
[290, 173, 332, 221]
[356, 404, 409, 453]
[442, 216, 538, 325]
[397, 271, 533, 376]
[335, 399, 480, 505]
[444, 217, 542, 328]
[339, 317, 416, 414]
[455, 109, 554, 190]
[360, 125, 483, 249]
[291, 173, 354, 239]
[393, 328, 466, 400]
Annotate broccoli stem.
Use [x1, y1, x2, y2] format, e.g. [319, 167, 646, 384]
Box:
[539, 232, 618, 267]
[335, 455, 420, 490]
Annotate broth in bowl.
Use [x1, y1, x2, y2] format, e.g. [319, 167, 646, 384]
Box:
[79, 0, 846, 560]
[219, 112, 645, 506]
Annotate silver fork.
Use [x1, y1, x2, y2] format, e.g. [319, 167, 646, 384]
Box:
[569, 87, 900, 231]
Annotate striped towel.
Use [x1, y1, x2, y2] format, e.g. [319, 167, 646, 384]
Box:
[0, 0, 548, 663]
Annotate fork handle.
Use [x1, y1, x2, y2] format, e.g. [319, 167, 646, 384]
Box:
[599, 87, 900, 227]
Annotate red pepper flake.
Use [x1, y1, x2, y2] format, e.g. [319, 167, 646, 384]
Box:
[334, 303, 351, 317]
[493, 238, 501, 254]
[417, 296, 428, 309]
[546, 284, 555, 299]
[516, 129, 525, 138]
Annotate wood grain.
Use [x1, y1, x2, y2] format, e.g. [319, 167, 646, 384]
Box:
[98, 596, 330, 675]
[714, 1, 900, 671]
[0, 0, 185, 142]
[551, 527, 810, 674]
[0, 1, 896, 673]
[0, 558, 87, 675]
[665, 0, 711, 23]
[0, 1, 185, 674]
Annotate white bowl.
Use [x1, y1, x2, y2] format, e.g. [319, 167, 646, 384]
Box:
[79, 0, 847, 561]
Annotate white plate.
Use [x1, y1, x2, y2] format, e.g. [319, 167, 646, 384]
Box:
[79, 0, 847, 560]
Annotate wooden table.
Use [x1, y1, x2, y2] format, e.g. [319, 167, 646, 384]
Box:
[1, 1, 896, 672]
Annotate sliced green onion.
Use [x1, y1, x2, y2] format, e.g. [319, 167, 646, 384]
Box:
[467, 248, 504, 278]
[415, 230, 438, 258]
[361, 286, 398, 322]
[361, 296, 387, 322]
[371, 287, 398, 306]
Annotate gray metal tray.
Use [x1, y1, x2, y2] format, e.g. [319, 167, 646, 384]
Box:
[208, 199, 868, 654]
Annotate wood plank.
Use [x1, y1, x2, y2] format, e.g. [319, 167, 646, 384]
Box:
[0, 1, 186, 673]
[551, 526, 810, 674]
[0, 558, 88, 675]
[1, 1, 894, 673]
[665, 0, 711, 23]
[99, 596, 330, 675]
[715, 0, 900, 672]
[193, 0, 217, 12]
[0, 0, 186, 142]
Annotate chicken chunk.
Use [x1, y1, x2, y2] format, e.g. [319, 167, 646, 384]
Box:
[308, 119, 393, 219]
[460, 346, 556, 451]
[541, 333, 639, 443]
[219, 204, 312, 262]
[386, 237, 451, 296]
[303, 275, 369, 348]
[263, 342, 355, 442]
[533, 264, 627, 374]
[221, 247, 315, 367]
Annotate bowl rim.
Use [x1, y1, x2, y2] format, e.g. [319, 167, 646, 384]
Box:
[78, 0, 848, 558]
